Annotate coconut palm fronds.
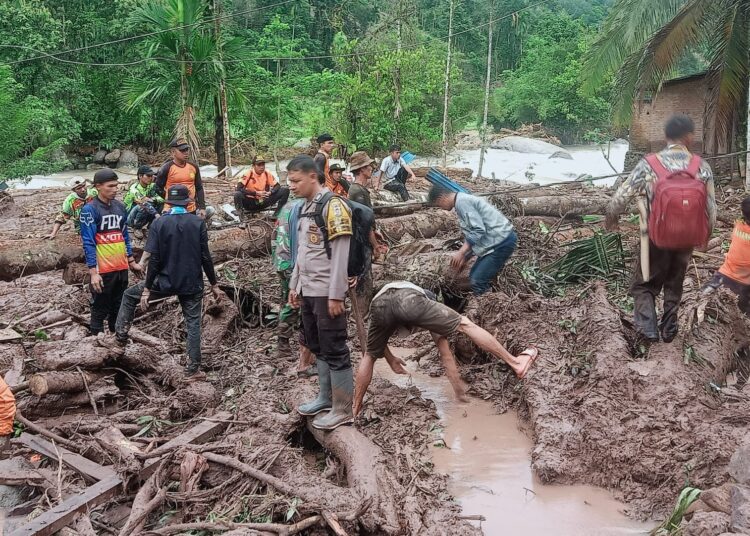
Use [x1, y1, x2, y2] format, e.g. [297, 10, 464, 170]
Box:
[543, 232, 626, 284]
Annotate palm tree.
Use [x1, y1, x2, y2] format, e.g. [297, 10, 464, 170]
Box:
[584, 0, 748, 160]
[122, 0, 250, 167]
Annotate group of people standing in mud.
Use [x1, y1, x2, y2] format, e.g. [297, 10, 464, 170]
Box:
[43, 114, 750, 430]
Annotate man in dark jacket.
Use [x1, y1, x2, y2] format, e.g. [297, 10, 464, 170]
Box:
[114, 184, 224, 377]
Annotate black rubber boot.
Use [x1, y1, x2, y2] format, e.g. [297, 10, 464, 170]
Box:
[312, 368, 354, 430]
[297, 360, 332, 415]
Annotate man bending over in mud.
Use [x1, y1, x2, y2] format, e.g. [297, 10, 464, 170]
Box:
[353, 281, 538, 416]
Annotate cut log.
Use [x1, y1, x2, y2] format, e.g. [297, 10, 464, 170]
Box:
[509, 193, 611, 217]
[29, 371, 110, 396]
[95, 426, 142, 474]
[18, 378, 120, 419]
[32, 339, 114, 371]
[377, 210, 457, 242]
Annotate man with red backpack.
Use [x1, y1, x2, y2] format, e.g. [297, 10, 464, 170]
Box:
[606, 114, 716, 343]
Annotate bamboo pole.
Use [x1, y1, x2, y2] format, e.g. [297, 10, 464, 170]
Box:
[441, 0, 455, 168]
[215, 0, 232, 179]
[477, 13, 494, 180]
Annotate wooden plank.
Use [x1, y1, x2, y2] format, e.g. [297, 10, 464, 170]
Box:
[15, 434, 117, 483]
[8, 476, 123, 536]
[11, 413, 230, 536]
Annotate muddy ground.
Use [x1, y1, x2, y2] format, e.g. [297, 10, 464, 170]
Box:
[0, 173, 749, 534]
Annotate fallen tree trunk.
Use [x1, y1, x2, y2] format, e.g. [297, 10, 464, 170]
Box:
[287, 389, 401, 534]
[0, 211, 460, 280]
[29, 371, 110, 396]
[17, 378, 120, 418]
[510, 193, 611, 217]
[32, 339, 114, 371]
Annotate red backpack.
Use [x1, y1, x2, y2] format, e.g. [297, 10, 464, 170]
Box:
[646, 153, 709, 250]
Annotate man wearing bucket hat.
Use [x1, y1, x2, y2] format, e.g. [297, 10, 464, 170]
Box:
[124, 166, 164, 233]
[45, 177, 97, 240]
[234, 155, 289, 216]
[115, 183, 224, 378]
[80, 169, 143, 335]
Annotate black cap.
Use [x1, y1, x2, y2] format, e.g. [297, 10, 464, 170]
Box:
[329, 163, 345, 172]
[316, 133, 334, 144]
[138, 165, 155, 176]
[93, 169, 119, 185]
[169, 137, 190, 150]
[166, 184, 191, 206]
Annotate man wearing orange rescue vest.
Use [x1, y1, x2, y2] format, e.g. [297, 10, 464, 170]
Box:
[705, 197, 750, 315]
[233, 155, 290, 216]
[155, 138, 207, 218]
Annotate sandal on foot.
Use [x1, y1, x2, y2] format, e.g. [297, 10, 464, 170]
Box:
[516, 347, 539, 379]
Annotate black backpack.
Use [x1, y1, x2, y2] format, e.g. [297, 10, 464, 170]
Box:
[298, 191, 375, 278]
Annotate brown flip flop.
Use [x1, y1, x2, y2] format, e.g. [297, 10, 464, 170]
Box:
[516, 347, 539, 379]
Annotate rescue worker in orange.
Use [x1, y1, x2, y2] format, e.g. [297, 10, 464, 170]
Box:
[328, 163, 350, 197]
[704, 196, 750, 315]
[155, 138, 210, 219]
[233, 155, 290, 216]
[314, 133, 337, 191]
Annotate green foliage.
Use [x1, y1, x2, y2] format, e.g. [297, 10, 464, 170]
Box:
[492, 12, 612, 142]
[651, 487, 701, 536]
[0, 0, 617, 171]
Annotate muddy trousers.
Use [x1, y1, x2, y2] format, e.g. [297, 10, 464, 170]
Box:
[630, 242, 692, 340]
[90, 270, 129, 335]
[234, 187, 290, 216]
[383, 168, 410, 201]
[278, 272, 301, 347]
[115, 282, 204, 364]
[300, 296, 351, 371]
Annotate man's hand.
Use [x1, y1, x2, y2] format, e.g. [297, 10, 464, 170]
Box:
[258, 191, 270, 199]
[604, 213, 620, 232]
[196, 209, 206, 219]
[328, 299, 345, 318]
[289, 290, 301, 308]
[90, 273, 103, 294]
[43, 233, 56, 240]
[211, 284, 225, 300]
[139, 289, 151, 312]
[348, 276, 358, 289]
[129, 261, 144, 278]
[450, 250, 466, 271]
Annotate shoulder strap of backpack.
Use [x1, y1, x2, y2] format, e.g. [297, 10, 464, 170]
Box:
[686, 154, 703, 177]
[645, 153, 669, 180]
[305, 191, 334, 260]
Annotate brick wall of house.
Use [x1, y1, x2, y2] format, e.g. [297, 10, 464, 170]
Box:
[629, 76, 708, 155]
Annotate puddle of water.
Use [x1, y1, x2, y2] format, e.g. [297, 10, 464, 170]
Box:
[375, 349, 652, 536]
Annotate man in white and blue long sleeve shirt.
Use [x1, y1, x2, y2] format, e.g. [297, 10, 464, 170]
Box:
[428, 185, 517, 294]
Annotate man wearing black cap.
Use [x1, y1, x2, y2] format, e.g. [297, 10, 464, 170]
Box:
[115, 184, 224, 378]
[80, 169, 143, 335]
[124, 166, 164, 232]
[155, 138, 208, 218]
[233, 155, 289, 216]
[314, 133, 335, 190]
[328, 163, 349, 197]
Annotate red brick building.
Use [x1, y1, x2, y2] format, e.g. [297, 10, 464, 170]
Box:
[625, 73, 736, 175]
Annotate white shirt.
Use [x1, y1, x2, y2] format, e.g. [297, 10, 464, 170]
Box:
[379, 156, 406, 183]
[373, 281, 426, 302]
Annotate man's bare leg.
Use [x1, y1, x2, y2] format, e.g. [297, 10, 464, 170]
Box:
[431, 333, 469, 402]
[353, 353, 376, 417]
[457, 316, 534, 377]
[383, 346, 408, 374]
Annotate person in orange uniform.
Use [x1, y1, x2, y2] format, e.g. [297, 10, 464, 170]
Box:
[328, 163, 350, 197]
[233, 155, 290, 216]
[155, 138, 208, 218]
[314, 133, 336, 190]
[0, 376, 16, 457]
[705, 197, 750, 315]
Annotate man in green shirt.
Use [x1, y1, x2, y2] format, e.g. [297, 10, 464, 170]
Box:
[45, 177, 97, 240]
[124, 166, 164, 231]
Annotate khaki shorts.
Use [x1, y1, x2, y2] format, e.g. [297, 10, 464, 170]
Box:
[366, 289, 462, 359]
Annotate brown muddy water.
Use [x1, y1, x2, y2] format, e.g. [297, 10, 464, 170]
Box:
[377, 350, 654, 536]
